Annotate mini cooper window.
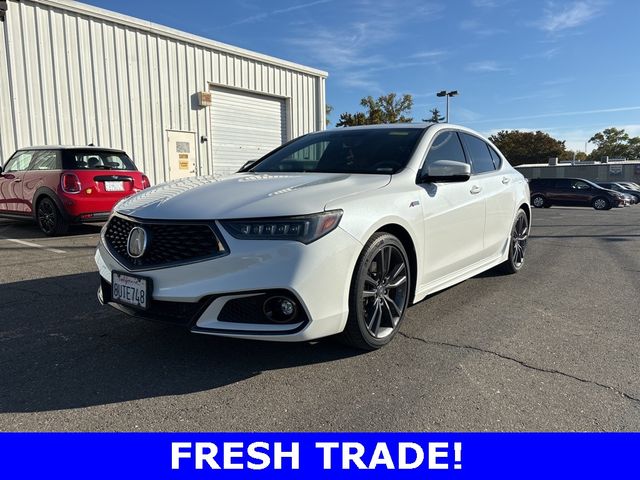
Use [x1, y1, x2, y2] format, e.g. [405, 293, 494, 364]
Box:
[29, 150, 60, 170]
[252, 128, 424, 174]
[62, 150, 137, 170]
[4, 151, 34, 172]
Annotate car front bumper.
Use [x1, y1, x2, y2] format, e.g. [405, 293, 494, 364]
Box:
[95, 225, 363, 342]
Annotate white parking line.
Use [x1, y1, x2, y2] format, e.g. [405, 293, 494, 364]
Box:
[2, 238, 67, 254]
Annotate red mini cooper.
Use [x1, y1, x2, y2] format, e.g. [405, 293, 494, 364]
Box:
[0, 146, 150, 235]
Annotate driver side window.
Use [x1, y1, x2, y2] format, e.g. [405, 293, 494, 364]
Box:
[572, 180, 590, 190]
[4, 151, 34, 172]
[420, 131, 466, 177]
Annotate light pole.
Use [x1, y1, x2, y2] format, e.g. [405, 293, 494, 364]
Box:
[437, 90, 458, 123]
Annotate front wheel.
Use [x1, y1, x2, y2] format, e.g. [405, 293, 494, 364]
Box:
[37, 197, 68, 236]
[592, 197, 610, 210]
[341, 232, 411, 350]
[531, 195, 547, 208]
[498, 209, 529, 274]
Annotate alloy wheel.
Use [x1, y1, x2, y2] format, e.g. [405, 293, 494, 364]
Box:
[38, 200, 57, 234]
[511, 213, 529, 268]
[593, 198, 607, 210]
[361, 244, 408, 339]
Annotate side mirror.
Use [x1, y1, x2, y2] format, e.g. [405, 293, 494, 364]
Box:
[422, 160, 471, 183]
[0, 165, 4, 176]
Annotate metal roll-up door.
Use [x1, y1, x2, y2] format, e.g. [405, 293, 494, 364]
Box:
[210, 87, 286, 176]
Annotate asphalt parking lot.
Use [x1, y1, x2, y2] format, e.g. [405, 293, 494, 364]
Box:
[1, 206, 639, 431]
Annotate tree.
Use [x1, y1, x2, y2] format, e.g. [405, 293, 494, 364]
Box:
[325, 104, 334, 126]
[629, 137, 640, 160]
[588, 127, 632, 160]
[488, 130, 567, 166]
[336, 93, 413, 127]
[423, 108, 444, 123]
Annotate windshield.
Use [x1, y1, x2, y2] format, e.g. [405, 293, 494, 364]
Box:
[251, 128, 425, 174]
[62, 150, 137, 171]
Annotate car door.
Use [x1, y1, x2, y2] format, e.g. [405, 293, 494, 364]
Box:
[417, 130, 486, 285]
[565, 179, 592, 205]
[0, 151, 33, 213]
[22, 150, 60, 215]
[459, 133, 515, 258]
[547, 179, 571, 205]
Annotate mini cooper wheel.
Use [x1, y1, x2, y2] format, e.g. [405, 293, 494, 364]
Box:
[592, 197, 610, 210]
[37, 197, 68, 236]
[342, 232, 411, 350]
[531, 195, 547, 208]
[499, 209, 529, 274]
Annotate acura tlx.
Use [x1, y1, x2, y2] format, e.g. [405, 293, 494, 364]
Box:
[95, 123, 530, 350]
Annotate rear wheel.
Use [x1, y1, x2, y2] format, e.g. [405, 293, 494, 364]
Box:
[531, 195, 547, 208]
[498, 209, 529, 274]
[37, 197, 68, 236]
[341, 232, 410, 350]
[592, 197, 610, 210]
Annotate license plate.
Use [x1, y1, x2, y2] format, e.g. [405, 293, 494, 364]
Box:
[105, 181, 125, 192]
[112, 272, 150, 309]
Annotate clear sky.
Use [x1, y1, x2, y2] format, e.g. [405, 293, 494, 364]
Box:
[82, 0, 640, 153]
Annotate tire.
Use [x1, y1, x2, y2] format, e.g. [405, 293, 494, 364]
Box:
[341, 232, 411, 350]
[592, 197, 610, 210]
[498, 209, 529, 274]
[531, 195, 547, 208]
[37, 197, 69, 236]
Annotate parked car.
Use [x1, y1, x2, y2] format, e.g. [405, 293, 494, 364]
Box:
[95, 124, 530, 350]
[617, 181, 640, 191]
[597, 182, 640, 203]
[529, 177, 627, 210]
[0, 146, 150, 235]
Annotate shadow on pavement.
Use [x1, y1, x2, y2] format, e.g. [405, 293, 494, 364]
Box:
[0, 220, 103, 239]
[0, 272, 361, 413]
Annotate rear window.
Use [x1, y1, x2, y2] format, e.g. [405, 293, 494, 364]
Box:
[62, 150, 137, 171]
[460, 133, 496, 174]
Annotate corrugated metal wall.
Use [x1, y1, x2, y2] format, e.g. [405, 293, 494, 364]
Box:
[0, 0, 327, 184]
[517, 163, 640, 182]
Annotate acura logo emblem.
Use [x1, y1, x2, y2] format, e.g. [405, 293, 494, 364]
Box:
[127, 226, 148, 258]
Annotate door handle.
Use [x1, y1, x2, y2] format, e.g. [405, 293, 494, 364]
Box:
[502, 177, 510, 184]
[470, 185, 482, 194]
[13, 178, 22, 183]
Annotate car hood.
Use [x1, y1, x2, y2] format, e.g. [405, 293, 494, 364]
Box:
[115, 172, 391, 220]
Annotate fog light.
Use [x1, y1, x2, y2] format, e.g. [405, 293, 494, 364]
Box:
[280, 299, 294, 316]
[263, 296, 298, 324]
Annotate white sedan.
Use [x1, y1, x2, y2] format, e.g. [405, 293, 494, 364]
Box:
[95, 124, 530, 349]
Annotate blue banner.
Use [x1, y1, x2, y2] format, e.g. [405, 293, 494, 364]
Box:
[1, 433, 637, 479]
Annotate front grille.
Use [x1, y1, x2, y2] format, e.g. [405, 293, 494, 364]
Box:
[103, 215, 227, 269]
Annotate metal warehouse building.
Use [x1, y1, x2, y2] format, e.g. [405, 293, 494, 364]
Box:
[517, 160, 640, 183]
[0, 0, 328, 183]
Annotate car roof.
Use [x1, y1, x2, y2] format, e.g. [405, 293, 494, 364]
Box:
[16, 145, 126, 152]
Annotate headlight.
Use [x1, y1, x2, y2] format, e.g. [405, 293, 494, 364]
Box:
[220, 210, 343, 244]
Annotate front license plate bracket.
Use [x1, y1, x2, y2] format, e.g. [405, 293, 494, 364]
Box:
[111, 271, 151, 310]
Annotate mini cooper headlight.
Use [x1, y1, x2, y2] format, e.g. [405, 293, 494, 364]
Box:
[220, 210, 343, 244]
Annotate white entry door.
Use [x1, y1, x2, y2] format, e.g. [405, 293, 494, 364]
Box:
[210, 87, 287, 176]
[167, 130, 197, 181]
